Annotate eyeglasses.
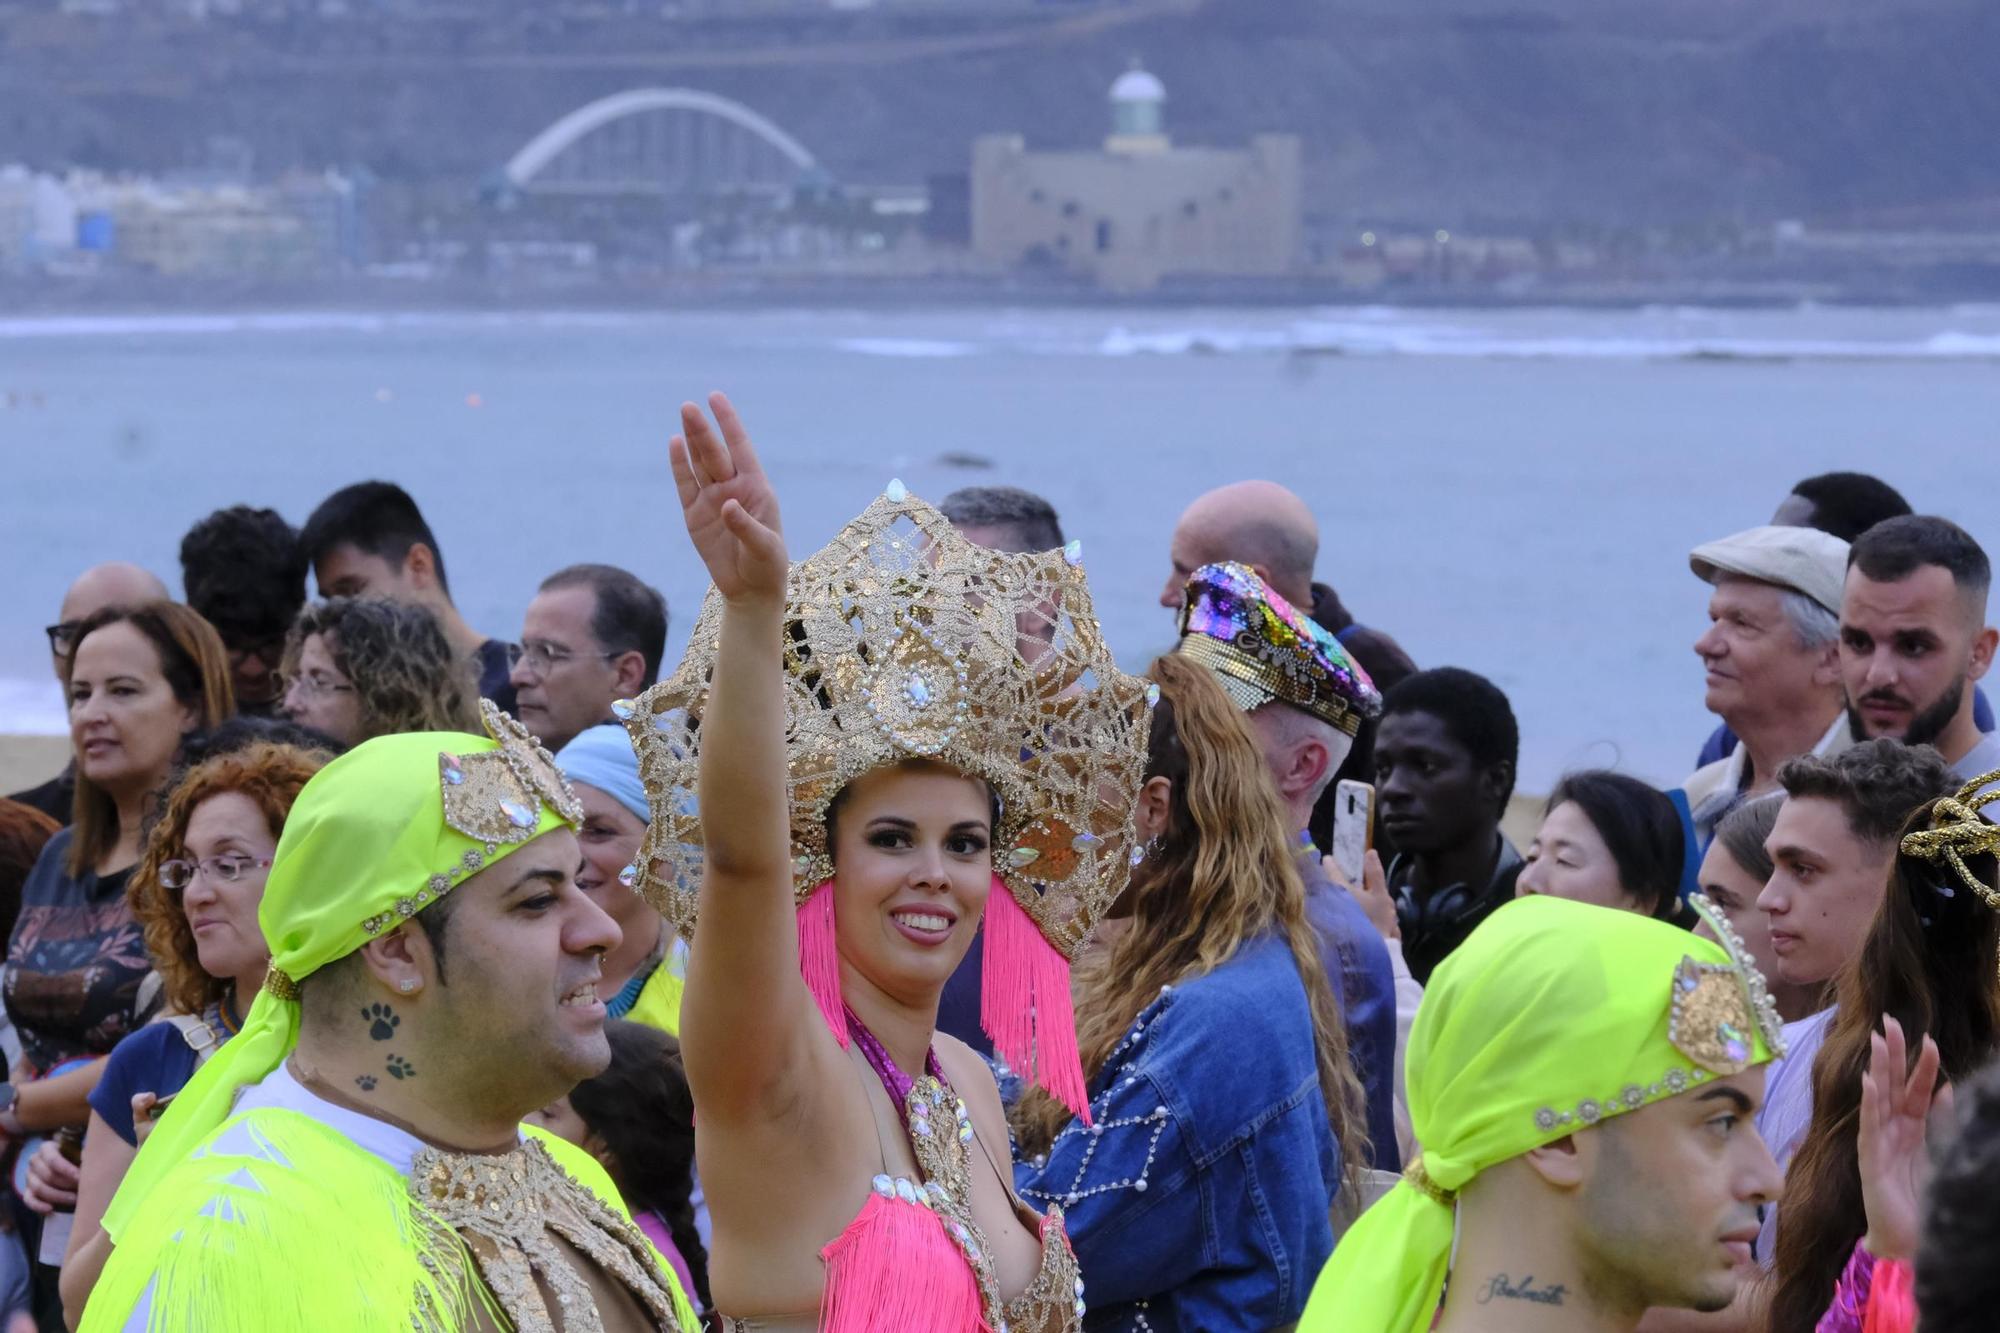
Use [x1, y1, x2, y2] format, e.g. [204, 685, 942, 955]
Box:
[159, 853, 275, 890]
[227, 638, 289, 672]
[507, 640, 620, 677]
[280, 670, 355, 699]
[45, 621, 83, 659]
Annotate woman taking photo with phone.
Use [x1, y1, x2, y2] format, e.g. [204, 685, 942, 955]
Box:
[54, 740, 331, 1325]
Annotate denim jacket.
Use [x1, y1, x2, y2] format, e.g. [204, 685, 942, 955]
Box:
[1015, 933, 1341, 1332]
[1296, 838, 1401, 1172]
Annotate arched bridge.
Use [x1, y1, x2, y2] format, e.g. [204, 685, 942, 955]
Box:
[503, 88, 821, 198]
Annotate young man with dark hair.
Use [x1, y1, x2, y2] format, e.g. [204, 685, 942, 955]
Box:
[299, 481, 516, 713]
[1841, 516, 1999, 792]
[1745, 738, 1958, 1273]
[179, 506, 305, 717]
[936, 485, 1065, 555]
[1772, 471, 1912, 543]
[1374, 666, 1522, 984]
[1302, 894, 1785, 1333]
[510, 564, 668, 754]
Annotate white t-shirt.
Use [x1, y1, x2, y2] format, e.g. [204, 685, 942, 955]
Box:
[1753, 1005, 1836, 1269]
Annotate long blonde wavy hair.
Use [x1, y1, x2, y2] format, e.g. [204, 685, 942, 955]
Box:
[1013, 654, 1366, 1189]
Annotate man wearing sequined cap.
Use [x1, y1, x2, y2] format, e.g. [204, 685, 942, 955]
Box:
[1174, 561, 1401, 1170]
[80, 703, 697, 1332]
[1298, 893, 1787, 1333]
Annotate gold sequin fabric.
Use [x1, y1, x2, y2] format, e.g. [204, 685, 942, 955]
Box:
[890, 1073, 1084, 1333]
[361, 702, 584, 938]
[623, 484, 1154, 960]
[407, 1138, 687, 1333]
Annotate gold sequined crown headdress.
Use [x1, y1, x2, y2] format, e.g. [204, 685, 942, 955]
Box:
[625, 482, 1152, 1119]
[623, 480, 1154, 951]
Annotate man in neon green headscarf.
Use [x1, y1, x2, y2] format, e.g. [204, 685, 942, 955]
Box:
[80, 703, 697, 1332]
[1300, 893, 1787, 1333]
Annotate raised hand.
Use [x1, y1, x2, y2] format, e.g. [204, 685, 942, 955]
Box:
[1858, 1015, 1951, 1261]
[669, 392, 788, 604]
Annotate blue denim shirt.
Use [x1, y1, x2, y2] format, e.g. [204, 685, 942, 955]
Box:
[1296, 838, 1401, 1172]
[1015, 933, 1341, 1332]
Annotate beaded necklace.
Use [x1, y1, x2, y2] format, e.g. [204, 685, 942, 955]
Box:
[844, 1008, 1007, 1320]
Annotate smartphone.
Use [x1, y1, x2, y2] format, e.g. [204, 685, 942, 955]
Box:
[1330, 780, 1375, 887]
[145, 1091, 177, 1120]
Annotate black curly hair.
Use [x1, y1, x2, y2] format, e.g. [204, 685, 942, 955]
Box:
[566, 1021, 709, 1309]
[179, 506, 306, 648]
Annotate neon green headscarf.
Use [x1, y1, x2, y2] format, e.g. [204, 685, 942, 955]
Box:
[104, 705, 580, 1239]
[1298, 893, 1787, 1333]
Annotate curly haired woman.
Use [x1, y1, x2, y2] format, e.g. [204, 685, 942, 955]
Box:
[279, 597, 480, 747]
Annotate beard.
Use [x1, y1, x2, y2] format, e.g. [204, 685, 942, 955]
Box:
[1846, 676, 1965, 748]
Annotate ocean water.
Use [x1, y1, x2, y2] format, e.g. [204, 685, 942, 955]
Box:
[3, 302, 1997, 792]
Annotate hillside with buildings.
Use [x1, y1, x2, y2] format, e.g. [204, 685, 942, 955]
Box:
[3, 0, 1998, 297]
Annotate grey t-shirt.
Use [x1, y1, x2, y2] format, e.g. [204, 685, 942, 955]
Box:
[1949, 729, 2000, 816]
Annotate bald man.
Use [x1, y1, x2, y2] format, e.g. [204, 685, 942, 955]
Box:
[9, 562, 171, 820]
[1163, 482, 1417, 847]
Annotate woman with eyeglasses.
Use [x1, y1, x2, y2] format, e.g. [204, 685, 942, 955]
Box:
[53, 741, 331, 1326]
[279, 596, 479, 748]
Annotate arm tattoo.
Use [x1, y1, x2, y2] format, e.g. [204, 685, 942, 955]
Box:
[1476, 1274, 1567, 1307]
[386, 1055, 416, 1080]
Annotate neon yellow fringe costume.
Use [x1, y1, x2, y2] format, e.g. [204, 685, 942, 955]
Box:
[82, 706, 698, 1332]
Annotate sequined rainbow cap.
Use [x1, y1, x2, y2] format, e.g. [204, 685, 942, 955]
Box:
[1173, 561, 1381, 736]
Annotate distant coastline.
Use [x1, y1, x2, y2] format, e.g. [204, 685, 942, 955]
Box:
[2, 272, 1987, 319]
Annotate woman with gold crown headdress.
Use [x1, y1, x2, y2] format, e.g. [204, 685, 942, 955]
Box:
[623, 395, 1152, 1331]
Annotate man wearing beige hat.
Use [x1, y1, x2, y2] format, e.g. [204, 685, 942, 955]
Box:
[1682, 525, 1852, 845]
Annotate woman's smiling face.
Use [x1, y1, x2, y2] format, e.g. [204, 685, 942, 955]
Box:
[829, 761, 995, 1006]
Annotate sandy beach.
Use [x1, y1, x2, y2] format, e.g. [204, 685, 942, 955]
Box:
[0, 735, 68, 799]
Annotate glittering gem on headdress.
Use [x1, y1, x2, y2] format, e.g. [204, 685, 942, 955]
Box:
[1008, 846, 1041, 868]
[436, 701, 583, 848]
[1062, 540, 1084, 568]
[617, 864, 638, 889]
[1668, 956, 1760, 1076]
[611, 698, 635, 721]
[885, 478, 909, 503]
[861, 619, 970, 757]
[1687, 891, 1789, 1060]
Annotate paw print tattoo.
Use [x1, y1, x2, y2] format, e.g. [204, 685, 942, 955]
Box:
[354, 1074, 378, 1092]
[362, 1004, 399, 1042]
[386, 1055, 415, 1081]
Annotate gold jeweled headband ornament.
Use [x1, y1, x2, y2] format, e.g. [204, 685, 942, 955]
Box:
[1672, 892, 1789, 1075]
[359, 700, 583, 940]
[624, 481, 1154, 1119]
[1533, 893, 1787, 1136]
[1900, 770, 2000, 910]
